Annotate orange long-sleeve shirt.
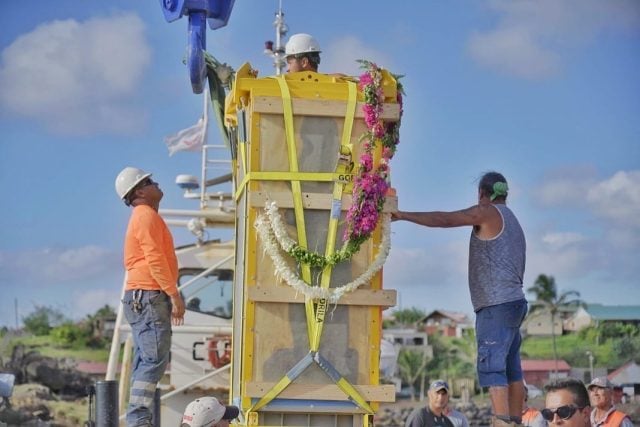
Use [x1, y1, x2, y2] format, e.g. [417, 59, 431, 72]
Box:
[124, 205, 179, 297]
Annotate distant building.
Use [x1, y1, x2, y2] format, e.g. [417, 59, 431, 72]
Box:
[521, 306, 577, 337]
[521, 359, 571, 388]
[564, 304, 640, 332]
[419, 310, 473, 338]
[608, 360, 640, 399]
[383, 328, 433, 359]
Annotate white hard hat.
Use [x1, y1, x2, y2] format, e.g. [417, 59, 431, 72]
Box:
[285, 33, 321, 57]
[181, 397, 240, 427]
[115, 166, 151, 200]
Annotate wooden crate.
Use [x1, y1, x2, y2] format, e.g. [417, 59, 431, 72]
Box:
[226, 65, 399, 426]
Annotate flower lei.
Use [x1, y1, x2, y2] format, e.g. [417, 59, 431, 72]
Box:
[268, 60, 404, 268]
[344, 60, 403, 246]
[255, 201, 392, 302]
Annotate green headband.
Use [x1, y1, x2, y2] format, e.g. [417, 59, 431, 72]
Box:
[490, 182, 508, 201]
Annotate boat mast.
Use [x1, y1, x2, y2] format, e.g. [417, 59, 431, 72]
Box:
[264, 0, 288, 75]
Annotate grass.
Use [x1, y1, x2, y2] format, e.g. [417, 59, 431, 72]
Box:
[521, 333, 618, 367]
[1, 334, 110, 362]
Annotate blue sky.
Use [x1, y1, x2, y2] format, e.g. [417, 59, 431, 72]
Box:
[1, 1, 639, 327]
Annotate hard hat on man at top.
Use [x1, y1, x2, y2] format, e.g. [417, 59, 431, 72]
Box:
[285, 33, 321, 57]
[115, 166, 151, 200]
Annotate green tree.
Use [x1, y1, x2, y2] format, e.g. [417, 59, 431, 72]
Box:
[527, 274, 583, 375]
[22, 305, 67, 336]
[93, 305, 116, 318]
[397, 349, 430, 401]
[390, 307, 426, 328]
[50, 322, 86, 347]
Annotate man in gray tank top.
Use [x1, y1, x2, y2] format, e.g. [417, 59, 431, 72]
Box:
[392, 171, 527, 427]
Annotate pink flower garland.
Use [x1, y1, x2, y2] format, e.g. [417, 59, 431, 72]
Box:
[343, 61, 403, 245]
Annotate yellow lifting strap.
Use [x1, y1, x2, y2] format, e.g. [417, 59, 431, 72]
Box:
[309, 80, 374, 414]
[274, 75, 316, 343]
[310, 80, 356, 352]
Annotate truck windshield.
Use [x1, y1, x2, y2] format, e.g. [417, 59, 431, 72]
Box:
[178, 268, 233, 319]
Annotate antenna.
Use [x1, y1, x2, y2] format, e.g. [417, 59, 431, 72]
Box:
[263, 0, 288, 75]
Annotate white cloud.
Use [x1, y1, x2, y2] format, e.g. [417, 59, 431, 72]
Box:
[0, 245, 120, 284]
[0, 14, 151, 135]
[73, 288, 121, 320]
[468, 0, 640, 79]
[385, 240, 468, 287]
[541, 232, 586, 249]
[468, 26, 559, 79]
[533, 166, 597, 207]
[535, 168, 640, 229]
[524, 231, 599, 285]
[587, 170, 640, 228]
[527, 169, 640, 286]
[384, 242, 473, 314]
[322, 36, 393, 76]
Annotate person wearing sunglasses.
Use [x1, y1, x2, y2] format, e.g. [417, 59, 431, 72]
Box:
[587, 377, 633, 427]
[542, 379, 591, 426]
[115, 166, 186, 426]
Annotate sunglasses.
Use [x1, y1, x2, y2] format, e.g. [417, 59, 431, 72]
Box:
[541, 405, 584, 421]
[138, 178, 156, 188]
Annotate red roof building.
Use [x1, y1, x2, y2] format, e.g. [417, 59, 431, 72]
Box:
[522, 359, 572, 388]
[419, 310, 473, 338]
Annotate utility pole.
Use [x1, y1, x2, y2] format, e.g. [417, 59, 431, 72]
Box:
[14, 298, 18, 330]
[586, 350, 594, 382]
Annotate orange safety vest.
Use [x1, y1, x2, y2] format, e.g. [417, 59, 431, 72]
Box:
[601, 410, 628, 427]
[522, 407, 540, 426]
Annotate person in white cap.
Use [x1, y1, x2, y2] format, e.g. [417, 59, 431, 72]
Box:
[587, 377, 632, 427]
[284, 33, 321, 73]
[181, 397, 240, 427]
[405, 380, 455, 427]
[115, 167, 185, 426]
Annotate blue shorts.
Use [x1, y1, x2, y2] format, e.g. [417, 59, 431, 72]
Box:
[475, 299, 527, 388]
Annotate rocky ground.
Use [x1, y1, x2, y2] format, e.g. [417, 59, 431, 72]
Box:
[0, 345, 92, 426]
[2, 345, 640, 426]
[2, 388, 640, 426]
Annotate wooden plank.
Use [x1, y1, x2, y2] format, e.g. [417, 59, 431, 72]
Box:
[248, 286, 397, 307]
[249, 191, 398, 213]
[253, 96, 401, 121]
[246, 382, 396, 402]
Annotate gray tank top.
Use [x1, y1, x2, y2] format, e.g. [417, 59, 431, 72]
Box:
[468, 204, 526, 311]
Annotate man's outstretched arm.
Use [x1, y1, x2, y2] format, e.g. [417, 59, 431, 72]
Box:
[392, 204, 491, 228]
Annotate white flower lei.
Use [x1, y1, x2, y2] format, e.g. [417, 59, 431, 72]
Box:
[254, 201, 391, 303]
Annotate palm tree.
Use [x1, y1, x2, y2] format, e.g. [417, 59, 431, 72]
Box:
[397, 349, 430, 401]
[527, 274, 583, 376]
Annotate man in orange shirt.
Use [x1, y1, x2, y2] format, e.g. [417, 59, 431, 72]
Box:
[115, 167, 185, 427]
